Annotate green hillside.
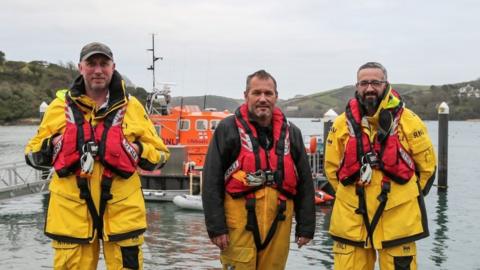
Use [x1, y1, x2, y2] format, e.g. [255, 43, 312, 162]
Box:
[0, 51, 149, 124]
[279, 82, 480, 120]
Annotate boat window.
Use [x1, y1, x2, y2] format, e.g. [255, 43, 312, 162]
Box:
[196, 119, 208, 131]
[210, 120, 220, 130]
[179, 120, 190, 131]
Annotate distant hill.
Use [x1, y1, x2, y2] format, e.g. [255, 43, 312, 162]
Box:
[279, 81, 480, 120]
[1, 51, 479, 123]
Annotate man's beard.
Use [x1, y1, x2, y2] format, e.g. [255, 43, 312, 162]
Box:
[363, 95, 379, 115]
[356, 91, 379, 116]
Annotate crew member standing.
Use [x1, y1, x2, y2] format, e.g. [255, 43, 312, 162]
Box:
[25, 42, 170, 269]
[324, 62, 436, 270]
[203, 70, 316, 270]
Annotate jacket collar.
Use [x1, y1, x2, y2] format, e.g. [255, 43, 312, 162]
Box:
[367, 86, 399, 119]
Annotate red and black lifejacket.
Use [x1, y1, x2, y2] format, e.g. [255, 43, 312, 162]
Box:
[224, 104, 298, 198]
[52, 96, 139, 179]
[224, 103, 299, 251]
[337, 92, 415, 186]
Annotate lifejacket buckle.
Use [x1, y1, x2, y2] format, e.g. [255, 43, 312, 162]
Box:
[245, 170, 266, 186]
[264, 170, 275, 186]
[80, 151, 95, 179]
[363, 152, 379, 168]
[381, 181, 391, 193]
[83, 141, 98, 157]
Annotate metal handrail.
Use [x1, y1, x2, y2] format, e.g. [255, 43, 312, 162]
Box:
[0, 161, 52, 200]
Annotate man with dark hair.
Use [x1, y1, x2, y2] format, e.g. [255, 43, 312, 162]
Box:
[203, 69, 315, 269]
[324, 62, 436, 270]
[25, 42, 170, 269]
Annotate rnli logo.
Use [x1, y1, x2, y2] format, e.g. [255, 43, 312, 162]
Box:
[224, 160, 239, 181]
[122, 139, 138, 162]
[335, 242, 346, 249]
[52, 140, 62, 162]
[398, 147, 414, 169]
[403, 245, 411, 253]
[413, 129, 424, 138]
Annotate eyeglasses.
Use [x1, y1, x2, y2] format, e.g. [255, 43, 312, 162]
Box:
[356, 80, 386, 89]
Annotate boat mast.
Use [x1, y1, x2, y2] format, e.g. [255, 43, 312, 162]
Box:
[146, 34, 170, 115]
[147, 33, 163, 91]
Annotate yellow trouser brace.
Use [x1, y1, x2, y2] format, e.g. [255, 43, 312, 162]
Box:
[221, 187, 294, 270]
[52, 236, 144, 270]
[333, 241, 417, 270]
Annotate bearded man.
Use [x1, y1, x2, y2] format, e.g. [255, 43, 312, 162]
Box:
[324, 62, 437, 270]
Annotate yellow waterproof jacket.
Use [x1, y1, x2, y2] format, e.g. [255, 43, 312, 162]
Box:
[25, 71, 170, 243]
[324, 87, 436, 249]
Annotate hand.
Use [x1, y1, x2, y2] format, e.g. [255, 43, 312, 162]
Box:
[295, 236, 311, 248]
[211, 234, 229, 251]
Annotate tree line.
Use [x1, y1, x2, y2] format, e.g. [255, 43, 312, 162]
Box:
[0, 52, 148, 124]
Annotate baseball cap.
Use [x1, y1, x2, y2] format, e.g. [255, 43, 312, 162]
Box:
[79, 42, 113, 62]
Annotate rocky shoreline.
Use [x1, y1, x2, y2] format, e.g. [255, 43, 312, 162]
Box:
[0, 118, 40, 126]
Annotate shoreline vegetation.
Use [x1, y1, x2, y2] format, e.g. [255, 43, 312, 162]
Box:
[1, 51, 480, 123]
[1, 118, 40, 126]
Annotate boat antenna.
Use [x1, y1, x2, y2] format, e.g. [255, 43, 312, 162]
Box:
[203, 95, 207, 110]
[147, 33, 163, 91]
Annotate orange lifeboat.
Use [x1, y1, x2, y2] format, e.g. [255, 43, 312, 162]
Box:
[140, 85, 232, 201]
[149, 105, 231, 168]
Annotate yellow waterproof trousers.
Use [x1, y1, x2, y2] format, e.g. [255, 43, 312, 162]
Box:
[52, 236, 144, 270]
[221, 187, 294, 270]
[333, 241, 417, 270]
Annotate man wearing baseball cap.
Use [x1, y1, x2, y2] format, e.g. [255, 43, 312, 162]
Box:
[25, 42, 170, 269]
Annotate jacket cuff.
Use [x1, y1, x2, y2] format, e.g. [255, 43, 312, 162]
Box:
[133, 140, 144, 159]
[207, 229, 229, 239]
[295, 230, 315, 239]
[26, 135, 59, 169]
[136, 141, 168, 171]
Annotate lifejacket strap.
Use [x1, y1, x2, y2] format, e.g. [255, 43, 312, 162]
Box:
[76, 176, 101, 237]
[244, 197, 287, 251]
[367, 182, 390, 247]
[355, 185, 372, 247]
[98, 172, 113, 238]
[354, 182, 391, 248]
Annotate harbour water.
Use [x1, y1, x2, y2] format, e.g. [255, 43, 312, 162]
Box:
[1, 120, 480, 269]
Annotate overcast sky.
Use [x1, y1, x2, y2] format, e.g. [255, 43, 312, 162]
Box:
[2, 0, 479, 99]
